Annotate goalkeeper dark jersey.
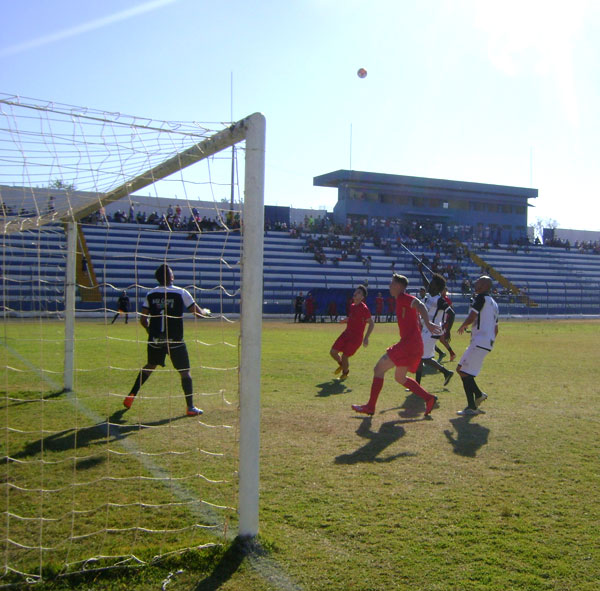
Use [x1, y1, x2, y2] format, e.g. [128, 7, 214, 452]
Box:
[144, 285, 195, 343]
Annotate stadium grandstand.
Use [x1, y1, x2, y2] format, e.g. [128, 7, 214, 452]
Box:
[2, 172, 599, 320]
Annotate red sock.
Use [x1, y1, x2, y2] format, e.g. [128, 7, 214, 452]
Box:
[404, 377, 433, 401]
[367, 377, 384, 409]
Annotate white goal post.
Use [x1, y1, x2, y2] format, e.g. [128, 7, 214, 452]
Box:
[0, 94, 265, 581]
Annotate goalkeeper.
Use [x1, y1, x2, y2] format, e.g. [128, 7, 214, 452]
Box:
[123, 264, 210, 416]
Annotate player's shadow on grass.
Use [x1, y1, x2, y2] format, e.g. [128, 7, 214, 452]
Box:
[0, 388, 69, 411]
[315, 380, 352, 397]
[335, 418, 417, 464]
[388, 392, 434, 418]
[3, 410, 182, 467]
[444, 416, 490, 457]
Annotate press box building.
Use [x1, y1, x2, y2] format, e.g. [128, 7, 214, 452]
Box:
[313, 170, 537, 243]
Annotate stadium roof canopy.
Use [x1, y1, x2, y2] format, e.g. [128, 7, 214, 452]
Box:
[313, 170, 538, 204]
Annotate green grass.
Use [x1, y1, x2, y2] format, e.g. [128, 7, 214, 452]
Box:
[2, 319, 600, 590]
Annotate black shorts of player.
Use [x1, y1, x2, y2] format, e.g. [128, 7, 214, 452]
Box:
[147, 340, 190, 370]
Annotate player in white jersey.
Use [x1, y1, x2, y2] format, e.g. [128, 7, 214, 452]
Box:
[455, 276, 499, 415]
[415, 271, 454, 387]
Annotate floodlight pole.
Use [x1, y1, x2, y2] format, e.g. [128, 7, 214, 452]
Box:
[238, 113, 266, 538]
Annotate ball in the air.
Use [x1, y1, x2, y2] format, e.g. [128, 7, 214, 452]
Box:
[357, 68, 367, 79]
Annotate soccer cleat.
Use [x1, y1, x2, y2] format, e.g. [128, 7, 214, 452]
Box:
[186, 406, 203, 416]
[424, 395, 438, 416]
[437, 351, 446, 362]
[123, 394, 135, 409]
[339, 371, 349, 381]
[475, 392, 488, 407]
[443, 371, 454, 387]
[334, 365, 343, 375]
[457, 407, 481, 416]
[351, 404, 374, 416]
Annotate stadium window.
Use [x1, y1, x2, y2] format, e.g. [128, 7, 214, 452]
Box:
[452, 200, 469, 210]
[412, 197, 425, 207]
[515, 205, 526, 214]
[502, 204, 512, 213]
[442, 202, 449, 209]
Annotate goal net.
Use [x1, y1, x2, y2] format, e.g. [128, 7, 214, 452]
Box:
[0, 94, 265, 584]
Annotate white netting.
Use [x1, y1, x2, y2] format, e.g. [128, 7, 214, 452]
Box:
[0, 94, 259, 583]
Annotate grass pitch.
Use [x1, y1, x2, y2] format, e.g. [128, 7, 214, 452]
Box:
[2, 319, 599, 590]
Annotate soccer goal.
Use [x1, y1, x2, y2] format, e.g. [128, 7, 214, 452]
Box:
[0, 94, 265, 583]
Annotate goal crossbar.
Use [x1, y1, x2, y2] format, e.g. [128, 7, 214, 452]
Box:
[74, 114, 257, 222]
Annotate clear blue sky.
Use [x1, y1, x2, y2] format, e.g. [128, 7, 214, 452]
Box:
[2, 0, 599, 230]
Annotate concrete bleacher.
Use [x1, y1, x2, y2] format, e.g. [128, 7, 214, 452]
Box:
[468, 244, 600, 315]
[2, 223, 599, 317]
[1, 225, 66, 315]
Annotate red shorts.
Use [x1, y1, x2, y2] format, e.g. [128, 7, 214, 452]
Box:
[386, 339, 423, 373]
[332, 332, 363, 357]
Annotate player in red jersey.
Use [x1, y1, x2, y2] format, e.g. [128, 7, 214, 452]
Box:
[330, 285, 375, 380]
[352, 274, 441, 417]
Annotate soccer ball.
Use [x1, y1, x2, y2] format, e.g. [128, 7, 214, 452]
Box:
[357, 68, 367, 79]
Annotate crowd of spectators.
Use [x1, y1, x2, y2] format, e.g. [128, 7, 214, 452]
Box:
[303, 233, 365, 266]
[543, 236, 600, 254]
[80, 203, 240, 234]
[294, 216, 472, 289]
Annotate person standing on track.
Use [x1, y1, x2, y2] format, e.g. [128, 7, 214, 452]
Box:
[111, 290, 130, 324]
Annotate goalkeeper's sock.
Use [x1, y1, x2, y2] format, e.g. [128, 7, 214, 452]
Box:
[366, 377, 384, 409]
[129, 369, 151, 396]
[181, 376, 194, 409]
[403, 377, 434, 402]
